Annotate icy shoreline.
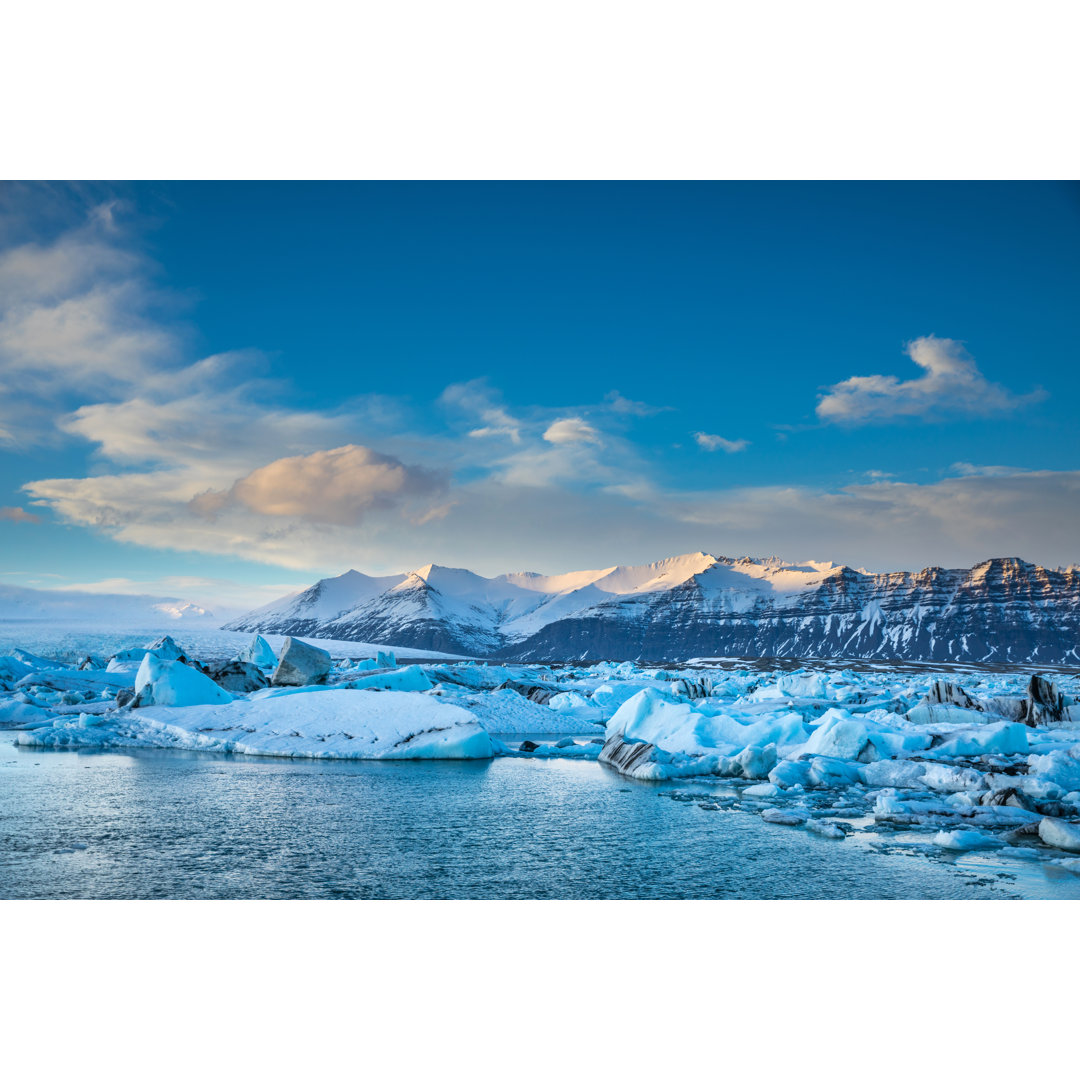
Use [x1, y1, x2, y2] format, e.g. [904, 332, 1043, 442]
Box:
[5, 630, 1080, 882]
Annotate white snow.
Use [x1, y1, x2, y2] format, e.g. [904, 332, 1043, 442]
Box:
[19, 688, 492, 760]
[135, 654, 233, 707]
[932, 829, 1000, 851]
[1038, 818, 1080, 852]
[6, 629, 1080, 871]
[237, 634, 277, 668]
[228, 551, 854, 648]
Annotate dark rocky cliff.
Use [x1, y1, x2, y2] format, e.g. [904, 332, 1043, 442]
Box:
[502, 558, 1080, 663]
[227, 556, 1080, 664]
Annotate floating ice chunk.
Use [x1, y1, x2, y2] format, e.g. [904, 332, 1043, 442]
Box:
[857, 761, 922, 792]
[980, 696, 1027, 721]
[343, 666, 433, 693]
[548, 691, 592, 713]
[803, 710, 873, 760]
[21, 689, 492, 759]
[928, 723, 1029, 759]
[597, 731, 725, 780]
[609, 691, 812, 760]
[761, 808, 807, 826]
[134, 654, 232, 707]
[271, 637, 332, 687]
[864, 730, 934, 758]
[806, 756, 861, 788]
[10, 648, 63, 670]
[743, 782, 780, 797]
[530, 741, 603, 759]
[206, 660, 268, 693]
[1027, 675, 1067, 724]
[932, 829, 1000, 850]
[806, 820, 846, 839]
[733, 743, 777, 780]
[946, 790, 983, 808]
[0, 655, 35, 690]
[906, 703, 1000, 725]
[590, 682, 648, 710]
[606, 690, 701, 753]
[919, 763, 988, 793]
[1027, 750, 1080, 795]
[110, 648, 150, 665]
[376, 650, 397, 668]
[144, 636, 190, 663]
[0, 699, 52, 727]
[874, 793, 913, 820]
[751, 671, 832, 701]
[921, 681, 981, 710]
[237, 634, 277, 668]
[1038, 817, 1080, 852]
[768, 759, 813, 789]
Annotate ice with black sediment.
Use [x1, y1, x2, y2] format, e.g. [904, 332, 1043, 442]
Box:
[4, 634, 1080, 875]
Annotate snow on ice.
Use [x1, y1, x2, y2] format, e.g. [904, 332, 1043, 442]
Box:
[4, 631, 1080, 873]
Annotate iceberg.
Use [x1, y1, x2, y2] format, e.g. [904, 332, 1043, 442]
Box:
[134, 653, 234, 707]
[342, 666, 433, 693]
[271, 637, 332, 687]
[237, 634, 277, 668]
[1038, 818, 1080, 853]
[19, 688, 492, 760]
[932, 829, 1000, 851]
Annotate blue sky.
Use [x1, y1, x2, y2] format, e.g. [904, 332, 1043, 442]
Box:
[1, 181, 1078, 613]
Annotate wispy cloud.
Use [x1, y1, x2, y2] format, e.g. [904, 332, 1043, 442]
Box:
[0, 212, 181, 446]
[604, 390, 670, 417]
[441, 379, 522, 443]
[0, 506, 40, 523]
[543, 417, 601, 445]
[816, 336, 1045, 425]
[6, 207, 1075, 579]
[694, 431, 749, 453]
[949, 462, 1030, 478]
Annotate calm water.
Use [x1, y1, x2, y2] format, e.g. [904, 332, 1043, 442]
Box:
[3, 736, 1077, 899]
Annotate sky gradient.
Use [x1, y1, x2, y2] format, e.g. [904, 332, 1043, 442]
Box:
[1, 181, 1078, 614]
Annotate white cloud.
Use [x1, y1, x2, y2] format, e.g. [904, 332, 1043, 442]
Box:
[656, 470, 1080, 570]
[604, 390, 670, 416]
[441, 379, 522, 443]
[694, 432, 749, 453]
[543, 417, 601, 445]
[0, 506, 40, 523]
[949, 462, 1029, 478]
[816, 336, 1045, 425]
[0, 209, 182, 446]
[6, 212, 1075, 582]
[190, 445, 445, 525]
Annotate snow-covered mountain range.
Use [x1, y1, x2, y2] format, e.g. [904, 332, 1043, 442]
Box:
[0, 584, 216, 626]
[224, 553, 1080, 664]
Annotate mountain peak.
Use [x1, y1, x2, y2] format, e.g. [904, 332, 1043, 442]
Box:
[225, 552, 1078, 664]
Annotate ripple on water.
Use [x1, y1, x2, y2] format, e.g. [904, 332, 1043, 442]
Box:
[2, 738, 1078, 899]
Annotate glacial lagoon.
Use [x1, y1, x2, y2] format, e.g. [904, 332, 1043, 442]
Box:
[4, 737, 1079, 899]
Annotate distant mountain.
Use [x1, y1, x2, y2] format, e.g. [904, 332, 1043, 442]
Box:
[224, 552, 1080, 664]
[0, 584, 217, 625]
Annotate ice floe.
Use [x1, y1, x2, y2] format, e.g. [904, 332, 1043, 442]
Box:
[4, 636, 1080, 869]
